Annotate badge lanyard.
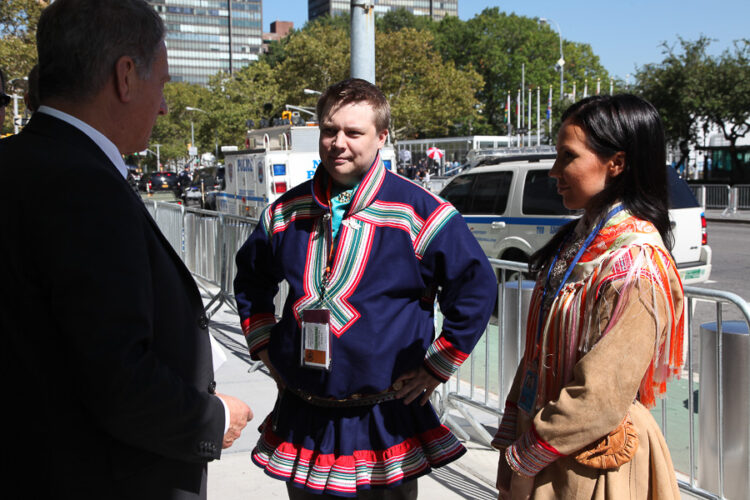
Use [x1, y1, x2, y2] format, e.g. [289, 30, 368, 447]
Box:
[299, 181, 337, 371]
[321, 181, 337, 298]
[518, 204, 624, 413]
[536, 204, 625, 344]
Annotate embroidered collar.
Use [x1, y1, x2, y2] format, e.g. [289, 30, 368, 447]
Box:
[311, 153, 386, 216]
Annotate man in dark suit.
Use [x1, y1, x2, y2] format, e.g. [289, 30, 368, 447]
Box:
[0, 0, 252, 497]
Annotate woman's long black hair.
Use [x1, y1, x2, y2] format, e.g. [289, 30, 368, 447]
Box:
[530, 94, 673, 273]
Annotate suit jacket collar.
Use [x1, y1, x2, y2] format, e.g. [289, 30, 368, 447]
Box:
[37, 106, 128, 179]
[23, 112, 203, 307]
[23, 111, 122, 177]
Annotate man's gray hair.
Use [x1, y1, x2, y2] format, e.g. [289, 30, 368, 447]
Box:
[37, 0, 165, 103]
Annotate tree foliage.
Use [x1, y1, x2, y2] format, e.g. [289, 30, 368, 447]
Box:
[376, 28, 482, 139]
[699, 39, 750, 172]
[0, 0, 45, 78]
[634, 37, 711, 168]
[432, 7, 610, 133]
[0, 0, 47, 134]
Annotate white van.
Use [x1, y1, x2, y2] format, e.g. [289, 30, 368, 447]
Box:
[219, 125, 395, 219]
[439, 153, 712, 284]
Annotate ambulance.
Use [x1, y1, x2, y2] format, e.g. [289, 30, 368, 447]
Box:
[218, 123, 395, 218]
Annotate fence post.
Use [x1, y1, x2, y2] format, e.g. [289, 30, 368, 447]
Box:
[722, 186, 738, 217]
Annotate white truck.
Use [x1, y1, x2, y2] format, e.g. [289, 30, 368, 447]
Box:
[218, 124, 395, 219]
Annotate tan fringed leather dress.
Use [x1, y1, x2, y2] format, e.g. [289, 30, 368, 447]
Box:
[493, 207, 685, 499]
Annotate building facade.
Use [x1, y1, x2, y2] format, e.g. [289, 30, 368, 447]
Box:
[262, 20, 294, 53]
[309, 0, 458, 22]
[148, 0, 262, 86]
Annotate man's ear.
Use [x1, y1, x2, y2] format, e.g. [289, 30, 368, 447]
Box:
[608, 151, 626, 177]
[377, 128, 388, 148]
[114, 55, 138, 103]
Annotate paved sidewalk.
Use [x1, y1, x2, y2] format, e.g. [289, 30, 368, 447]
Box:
[704, 208, 750, 224]
[203, 293, 500, 500]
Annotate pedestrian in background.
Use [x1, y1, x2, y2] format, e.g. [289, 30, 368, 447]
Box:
[494, 95, 684, 500]
[0, 1, 252, 497]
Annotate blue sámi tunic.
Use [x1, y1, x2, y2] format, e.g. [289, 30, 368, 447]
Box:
[234, 155, 497, 496]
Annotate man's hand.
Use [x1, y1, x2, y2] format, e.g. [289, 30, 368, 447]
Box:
[257, 349, 285, 390]
[394, 366, 442, 406]
[216, 394, 253, 449]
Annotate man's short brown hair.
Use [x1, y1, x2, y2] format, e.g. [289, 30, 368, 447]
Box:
[316, 78, 390, 132]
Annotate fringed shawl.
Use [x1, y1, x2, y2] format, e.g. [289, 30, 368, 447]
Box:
[522, 209, 685, 410]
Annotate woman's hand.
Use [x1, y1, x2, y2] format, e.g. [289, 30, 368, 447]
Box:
[508, 473, 534, 500]
[496, 451, 512, 499]
[497, 452, 534, 500]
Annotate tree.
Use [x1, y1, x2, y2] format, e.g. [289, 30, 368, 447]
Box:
[0, 0, 47, 134]
[204, 60, 286, 150]
[147, 82, 211, 169]
[0, 0, 45, 78]
[634, 37, 712, 170]
[375, 8, 436, 33]
[274, 23, 350, 109]
[376, 28, 483, 139]
[699, 40, 750, 182]
[432, 7, 610, 134]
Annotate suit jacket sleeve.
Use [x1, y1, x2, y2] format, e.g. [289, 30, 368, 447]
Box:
[45, 164, 225, 463]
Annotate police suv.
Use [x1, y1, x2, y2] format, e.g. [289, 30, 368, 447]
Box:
[439, 150, 712, 284]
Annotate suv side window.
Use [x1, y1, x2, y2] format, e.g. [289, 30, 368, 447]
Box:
[441, 175, 473, 212]
[468, 172, 513, 214]
[522, 169, 575, 215]
[666, 166, 699, 208]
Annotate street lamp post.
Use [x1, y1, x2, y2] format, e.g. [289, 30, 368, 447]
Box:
[185, 106, 214, 159]
[539, 18, 564, 99]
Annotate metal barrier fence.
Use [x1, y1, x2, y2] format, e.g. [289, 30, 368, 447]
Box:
[689, 184, 731, 210]
[689, 184, 750, 214]
[146, 200, 748, 500]
[736, 184, 750, 210]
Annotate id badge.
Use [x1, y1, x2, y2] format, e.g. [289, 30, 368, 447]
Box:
[300, 309, 331, 370]
[517, 368, 538, 415]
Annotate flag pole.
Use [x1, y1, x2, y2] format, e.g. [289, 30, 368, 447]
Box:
[536, 86, 541, 146]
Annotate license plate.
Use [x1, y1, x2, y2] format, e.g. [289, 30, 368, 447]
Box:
[162, 183, 169, 188]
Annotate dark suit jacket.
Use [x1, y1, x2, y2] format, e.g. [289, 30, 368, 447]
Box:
[0, 113, 225, 498]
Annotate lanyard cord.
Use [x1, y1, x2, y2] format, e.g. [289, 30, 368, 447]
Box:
[535, 204, 625, 344]
[321, 182, 336, 298]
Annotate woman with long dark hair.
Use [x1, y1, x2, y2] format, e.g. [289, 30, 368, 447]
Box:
[494, 94, 684, 499]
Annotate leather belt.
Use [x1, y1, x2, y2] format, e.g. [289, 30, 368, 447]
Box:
[286, 381, 403, 408]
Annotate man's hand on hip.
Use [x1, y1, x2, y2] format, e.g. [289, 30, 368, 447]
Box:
[216, 394, 253, 449]
[258, 349, 286, 390]
[394, 366, 441, 406]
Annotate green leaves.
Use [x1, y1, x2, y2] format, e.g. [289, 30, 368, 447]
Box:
[634, 37, 750, 171]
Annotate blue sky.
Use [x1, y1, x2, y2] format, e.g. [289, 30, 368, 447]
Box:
[263, 0, 749, 79]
